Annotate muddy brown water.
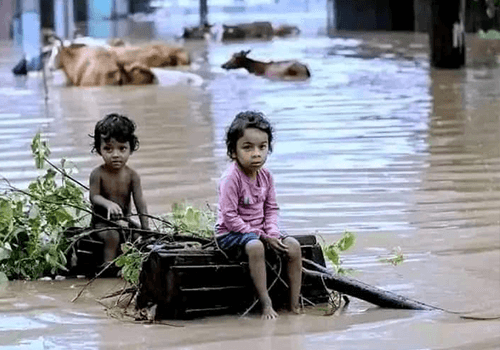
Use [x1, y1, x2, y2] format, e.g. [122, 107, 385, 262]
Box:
[1, 12, 499, 349]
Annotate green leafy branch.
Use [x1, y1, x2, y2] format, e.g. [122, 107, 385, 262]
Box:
[322, 231, 356, 275]
[0, 132, 91, 282]
[160, 203, 216, 239]
[115, 243, 147, 286]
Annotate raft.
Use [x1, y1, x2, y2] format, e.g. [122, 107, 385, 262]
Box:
[66, 227, 440, 320]
[136, 234, 330, 319]
[64, 227, 331, 319]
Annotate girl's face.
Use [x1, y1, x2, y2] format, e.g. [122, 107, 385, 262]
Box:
[99, 137, 131, 171]
[232, 127, 269, 178]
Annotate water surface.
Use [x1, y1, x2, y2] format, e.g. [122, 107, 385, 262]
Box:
[0, 11, 499, 350]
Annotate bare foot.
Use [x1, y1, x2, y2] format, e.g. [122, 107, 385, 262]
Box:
[291, 305, 304, 315]
[261, 305, 279, 320]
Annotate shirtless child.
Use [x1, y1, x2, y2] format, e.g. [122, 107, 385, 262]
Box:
[89, 113, 149, 263]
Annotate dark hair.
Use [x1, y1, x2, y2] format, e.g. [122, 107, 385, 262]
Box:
[225, 110, 274, 159]
[91, 113, 139, 154]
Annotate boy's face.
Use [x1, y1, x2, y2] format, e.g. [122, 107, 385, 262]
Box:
[99, 137, 131, 171]
[232, 127, 269, 177]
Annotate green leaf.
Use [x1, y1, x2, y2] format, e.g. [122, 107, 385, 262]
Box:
[0, 199, 14, 234]
[31, 132, 51, 169]
[0, 247, 11, 261]
[322, 231, 357, 276]
[0, 271, 8, 284]
[336, 231, 356, 251]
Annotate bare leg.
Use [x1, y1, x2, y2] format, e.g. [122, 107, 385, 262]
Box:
[245, 240, 278, 319]
[283, 237, 303, 313]
[97, 228, 120, 263]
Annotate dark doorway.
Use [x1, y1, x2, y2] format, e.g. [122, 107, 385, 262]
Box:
[390, 0, 415, 30]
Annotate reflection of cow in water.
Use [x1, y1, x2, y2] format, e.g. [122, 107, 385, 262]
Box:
[47, 36, 191, 87]
[221, 50, 311, 80]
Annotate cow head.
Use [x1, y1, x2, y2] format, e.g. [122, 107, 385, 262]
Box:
[46, 34, 86, 71]
[221, 50, 251, 70]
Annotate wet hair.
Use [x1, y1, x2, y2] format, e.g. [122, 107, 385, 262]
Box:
[91, 113, 139, 155]
[225, 110, 274, 159]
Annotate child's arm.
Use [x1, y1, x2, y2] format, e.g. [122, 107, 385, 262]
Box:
[219, 176, 265, 236]
[131, 170, 149, 230]
[89, 168, 123, 219]
[263, 172, 280, 238]
[261, 172, 288, 252]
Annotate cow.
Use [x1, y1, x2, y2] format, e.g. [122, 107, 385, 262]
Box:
[273, 24, 301, 37]
[221, 50, 311, 80]
[47, 37, 190, 74]
[110, 43, 190, 68]
[221, 21, 274, 41]
[51, 36, 155, 86]
[182, 23, 213, 40]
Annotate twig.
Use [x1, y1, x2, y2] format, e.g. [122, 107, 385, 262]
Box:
[43, 157, 89, 190]
[240, 255, 283, 318]
[71, 260, 115, 302]
[41, 47, 48, 101]
[3, 183, 92, 216]
[128, 213, 174, 228]
[99, 286, 137, 300]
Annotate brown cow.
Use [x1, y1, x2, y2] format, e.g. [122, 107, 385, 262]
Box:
[221, 50, 311, 80]
[110, 43, 190, 68]
[48, 37, 190, 75]
[222, 22, 274, 41]
[55, 41, 155, 87]
[273, 24, 301, 37]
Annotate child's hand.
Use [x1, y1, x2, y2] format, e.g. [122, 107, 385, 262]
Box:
[105, 202, 123, 220]
[263, 236, 288, 253]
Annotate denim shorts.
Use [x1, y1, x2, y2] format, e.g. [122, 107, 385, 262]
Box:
[216, 232, 260, 260]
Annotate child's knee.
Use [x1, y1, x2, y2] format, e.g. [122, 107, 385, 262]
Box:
[283, 237, 302, 258]
[98, 229, 120, 246]
[245, 239, 265, 258]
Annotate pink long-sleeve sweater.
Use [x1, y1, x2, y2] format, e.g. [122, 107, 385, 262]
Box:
[216, 162, 280, 238]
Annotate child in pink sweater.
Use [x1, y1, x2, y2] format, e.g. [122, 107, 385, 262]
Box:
[216, 111, 302, 319]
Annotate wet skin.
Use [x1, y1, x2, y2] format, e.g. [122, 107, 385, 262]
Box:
[89, 137, 149, 262]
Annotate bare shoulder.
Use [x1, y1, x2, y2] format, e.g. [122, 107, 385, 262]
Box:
[125, 166, 141, 182]
[89, 165, 104, 179]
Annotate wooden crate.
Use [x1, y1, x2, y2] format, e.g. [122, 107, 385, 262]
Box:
[137, 235, 330, 319]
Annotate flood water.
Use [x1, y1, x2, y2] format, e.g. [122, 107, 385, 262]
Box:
[1, 10, 500, 350]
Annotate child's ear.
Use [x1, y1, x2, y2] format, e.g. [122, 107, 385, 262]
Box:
[230, 151, 237, 160]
